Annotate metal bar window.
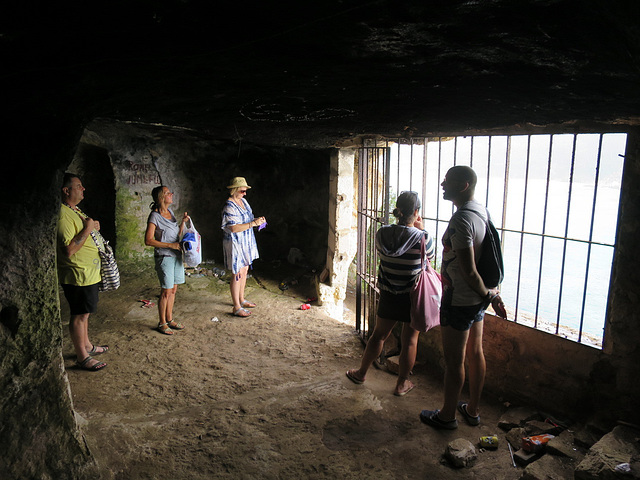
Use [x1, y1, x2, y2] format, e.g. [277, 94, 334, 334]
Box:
[356, 133, 627, 349]
[355, 145, 390, 340]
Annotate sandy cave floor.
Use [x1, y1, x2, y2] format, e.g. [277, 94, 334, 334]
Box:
[61, 262, 522, 480]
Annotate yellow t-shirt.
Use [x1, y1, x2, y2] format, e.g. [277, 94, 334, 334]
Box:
[57, 204, 101, 286]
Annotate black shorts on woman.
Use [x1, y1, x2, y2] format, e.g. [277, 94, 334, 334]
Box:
[377, 290, 411, 323]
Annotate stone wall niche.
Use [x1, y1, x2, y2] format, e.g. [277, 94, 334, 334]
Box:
[76, 118, 332, 277]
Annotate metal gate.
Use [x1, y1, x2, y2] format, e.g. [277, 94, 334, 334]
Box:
[355, 146, 391, 342]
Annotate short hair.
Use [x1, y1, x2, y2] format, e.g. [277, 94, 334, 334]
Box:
[447, 165, 477, 189]
[62, 173, 80, 190]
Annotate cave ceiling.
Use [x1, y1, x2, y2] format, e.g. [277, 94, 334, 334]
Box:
[3, 0, 640, 149]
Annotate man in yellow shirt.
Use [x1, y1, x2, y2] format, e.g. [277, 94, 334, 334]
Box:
[57, 173, 108, 371]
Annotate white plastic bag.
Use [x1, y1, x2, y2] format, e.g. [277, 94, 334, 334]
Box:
[181, 218, 202, 267]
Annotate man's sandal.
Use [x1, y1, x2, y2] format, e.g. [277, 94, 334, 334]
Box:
[233, 307, 251, 317]
[241, 300, 257, 308]
[167, 320, 185, 330]
[76, 356, 107, 371]
[87, 344, 109, 355]
[157, 322, 174, 335]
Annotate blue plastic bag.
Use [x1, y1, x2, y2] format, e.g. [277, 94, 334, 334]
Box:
[181, 219, 202, 267]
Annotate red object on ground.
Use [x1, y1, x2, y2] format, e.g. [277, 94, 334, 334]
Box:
[522, 434, 555, 453]
[300, 303, 311, 310]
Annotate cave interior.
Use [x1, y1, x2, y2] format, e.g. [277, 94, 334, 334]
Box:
[2, 0, 640, 477]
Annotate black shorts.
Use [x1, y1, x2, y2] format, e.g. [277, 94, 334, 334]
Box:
[377, 289, 411, 323]
[61, 283, 99, 315]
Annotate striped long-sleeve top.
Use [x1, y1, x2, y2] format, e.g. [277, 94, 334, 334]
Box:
[376, 224, 435, 294]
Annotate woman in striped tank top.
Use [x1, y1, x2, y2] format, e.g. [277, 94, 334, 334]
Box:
[347, 191, 435, 396]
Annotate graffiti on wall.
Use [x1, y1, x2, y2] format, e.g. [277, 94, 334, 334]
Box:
[125, 161, 161, 185]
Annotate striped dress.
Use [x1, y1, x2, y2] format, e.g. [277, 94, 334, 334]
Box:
[221, 198, 259, 274]
[376, 224, 435, 294]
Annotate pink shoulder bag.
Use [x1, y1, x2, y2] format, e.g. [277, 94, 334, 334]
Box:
[410, 236, 442, 332]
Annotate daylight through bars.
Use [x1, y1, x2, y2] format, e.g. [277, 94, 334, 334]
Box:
[359, 133, 626, 349]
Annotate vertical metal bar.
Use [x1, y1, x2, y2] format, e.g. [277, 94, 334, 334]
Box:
[396, 139, 401, 204]
[514, 136, 532, 322]
[409, 138, 414, 191]
[435, 138, 442, 253]
[364, 145, 378, 339]
[534, 135, 554, 328]
[502, 136, 511, 238]
[421, 138, 428, 251]
[368, 147, 378, 339]
[555, 134, 578, 335]
[355, 147, 365, 333]
[579, 134, 604, 343]
[384, 142, 391, 224]
[385, 143, 391, 221]
[485, 136, 492, 207]
[454, 136, 458, 166]
[470, 136, 475, 169]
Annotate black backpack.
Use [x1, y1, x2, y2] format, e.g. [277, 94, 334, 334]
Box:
[468, 209, 504, 288]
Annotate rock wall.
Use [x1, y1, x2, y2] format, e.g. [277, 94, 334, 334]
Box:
[0, 123, 97, 478]
[76, 119, 331, 271]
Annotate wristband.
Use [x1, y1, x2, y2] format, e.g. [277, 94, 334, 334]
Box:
[484, 291, 497, 307]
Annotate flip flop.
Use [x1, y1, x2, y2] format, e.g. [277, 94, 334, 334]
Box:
[346, 369, 365, 384]
[76, 356, 107, 372]
[241, 300, 257, 308]
[233, 307, 252, 317]
[394, 382, 416, 396]
[87, 344, 109, 356]
[139, 299, 156, 308]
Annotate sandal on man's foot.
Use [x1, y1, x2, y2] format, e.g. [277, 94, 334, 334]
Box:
[76, 356, 107, 372]
[241, 300, 257, 308]
[419, 409, 458, 430]
[157, 322, 174, 335]
[167, 320, 185, 330]
[457, 401, 480, 426]
[87, 344, 109, 356]
[233, 307, 251, 317]
[346, 369, 365, 384]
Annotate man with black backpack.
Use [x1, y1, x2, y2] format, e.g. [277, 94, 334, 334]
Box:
[420, 166, 507, 430]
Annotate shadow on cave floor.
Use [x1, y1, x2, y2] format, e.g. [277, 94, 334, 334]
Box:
[59, 261, 521, 480]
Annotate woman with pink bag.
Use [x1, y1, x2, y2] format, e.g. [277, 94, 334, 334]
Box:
[346, 191, 436, 396]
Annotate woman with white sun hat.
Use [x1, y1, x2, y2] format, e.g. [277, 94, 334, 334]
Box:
[221, 177, 267, 317]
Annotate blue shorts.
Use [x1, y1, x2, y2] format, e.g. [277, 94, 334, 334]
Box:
[154, 255, 185, 289]
[440, 288, 485, 331]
